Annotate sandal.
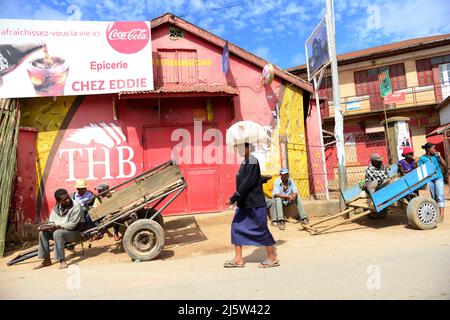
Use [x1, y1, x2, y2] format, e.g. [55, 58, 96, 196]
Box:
[223, 260, 245, 268]
[33, 260, 52, 270]
[258, 259, 280, 268]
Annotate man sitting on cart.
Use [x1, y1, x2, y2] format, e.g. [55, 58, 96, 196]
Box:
[364, 154, 389, 194]
[34, 189, 83, 270]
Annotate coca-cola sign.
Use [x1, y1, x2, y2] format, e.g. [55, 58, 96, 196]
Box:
[107, 21, 150, 54]
[0, 19, 153, 98]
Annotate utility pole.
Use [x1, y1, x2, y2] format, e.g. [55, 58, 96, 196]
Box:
[326, 0, 347, 210]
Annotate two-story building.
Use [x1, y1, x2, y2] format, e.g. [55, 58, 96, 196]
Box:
[13, 13, 313, 227]
[288, 34, 450, 191]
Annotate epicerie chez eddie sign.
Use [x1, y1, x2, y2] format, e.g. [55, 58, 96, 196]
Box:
[0, 19, 153, 98]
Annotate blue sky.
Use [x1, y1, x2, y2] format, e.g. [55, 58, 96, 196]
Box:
[1, 0, 450, 69]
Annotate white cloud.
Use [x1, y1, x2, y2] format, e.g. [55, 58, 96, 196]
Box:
[291, 52, 305, 66]
[198, 17, 214, 29]
[342, 0, 450, 49]
[254, 45, 274, 62]
[33, 5, 68, 20]
[281, 3, 307, 16]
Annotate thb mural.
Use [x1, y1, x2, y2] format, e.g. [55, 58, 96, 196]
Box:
[59, 122, 136, 181]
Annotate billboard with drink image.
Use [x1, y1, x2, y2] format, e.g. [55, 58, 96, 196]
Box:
[0, 19, 153, 98]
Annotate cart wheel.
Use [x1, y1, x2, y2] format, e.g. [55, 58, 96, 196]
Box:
[406, 196, 438, 230]
[136, 208, 164, 229]
[123, 219, 165, 262]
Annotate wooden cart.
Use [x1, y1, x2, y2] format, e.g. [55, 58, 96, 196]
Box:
[302, 162, 440, 235]
[8, 160, 187, 266]
[83, 160, 186, 261]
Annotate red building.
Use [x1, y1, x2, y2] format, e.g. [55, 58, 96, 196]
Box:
[14, 13, 312, 227]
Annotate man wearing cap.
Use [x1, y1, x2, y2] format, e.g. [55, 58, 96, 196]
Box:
[271, 168, 308, 230]
[72, 179, 96, 230]
[365, 154, 389, 193]
[398, 147, 417, 176]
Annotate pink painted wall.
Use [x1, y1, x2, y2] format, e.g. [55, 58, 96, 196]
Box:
[32, 22, 298, 219]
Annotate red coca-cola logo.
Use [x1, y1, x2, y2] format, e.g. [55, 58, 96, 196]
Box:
[106, 21, 150, 54]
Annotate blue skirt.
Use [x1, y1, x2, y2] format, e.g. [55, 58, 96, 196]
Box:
[231, 206, 276, 246]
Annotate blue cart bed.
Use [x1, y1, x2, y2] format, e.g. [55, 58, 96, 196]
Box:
[302, 162, 440, 235]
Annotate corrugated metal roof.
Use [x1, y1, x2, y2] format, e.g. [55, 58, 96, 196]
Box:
[287, 33, 450, 73]
[426, 123, 450, 137]
[119, 84, 240, 97]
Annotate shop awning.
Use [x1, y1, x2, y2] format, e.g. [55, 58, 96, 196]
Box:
[426, 123, 450, 137]
[118, 84, 240, 99]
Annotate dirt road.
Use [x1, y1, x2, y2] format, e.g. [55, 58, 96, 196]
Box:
[1, 210, 450, 299]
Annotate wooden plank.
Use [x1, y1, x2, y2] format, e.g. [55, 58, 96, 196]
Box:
[89, 164, 184, 221]
[312, 210, 372, 235]
[308, 208, 354, 228]
[347, 198, 375, 210]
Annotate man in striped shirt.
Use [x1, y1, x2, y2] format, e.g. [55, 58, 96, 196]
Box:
[364, 154, 389, 193]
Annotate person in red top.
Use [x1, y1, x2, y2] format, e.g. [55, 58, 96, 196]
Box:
[397, 147, 418, 176]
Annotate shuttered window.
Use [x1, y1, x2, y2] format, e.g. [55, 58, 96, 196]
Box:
[354, 63, 407, 95]
[388, 63, 407, 90]
[156, 49, 198, 85]
[416, 58, 434, 86]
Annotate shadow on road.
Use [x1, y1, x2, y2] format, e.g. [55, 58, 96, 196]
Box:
[243, 240, 287, 264]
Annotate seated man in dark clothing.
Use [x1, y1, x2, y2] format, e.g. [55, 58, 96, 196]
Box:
[364, 154, 389, 193]
[34, 189, 83, 270]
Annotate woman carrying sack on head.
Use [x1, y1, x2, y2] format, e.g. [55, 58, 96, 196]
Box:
[418, 142, 446, 222]
[224, 143, 279, 269]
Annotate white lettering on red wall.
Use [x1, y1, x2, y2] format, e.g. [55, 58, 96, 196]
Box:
[58, 122, 136, 181]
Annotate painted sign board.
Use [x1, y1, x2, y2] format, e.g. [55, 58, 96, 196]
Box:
[0, 19, 153, 98]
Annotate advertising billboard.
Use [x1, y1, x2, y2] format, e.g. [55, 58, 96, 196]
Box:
[0, 19, 153, 98]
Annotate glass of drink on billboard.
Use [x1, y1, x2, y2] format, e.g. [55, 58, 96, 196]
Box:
[26, 47, 69, 96]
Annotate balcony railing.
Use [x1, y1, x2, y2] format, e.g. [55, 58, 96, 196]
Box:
[322, 81, 450, 118]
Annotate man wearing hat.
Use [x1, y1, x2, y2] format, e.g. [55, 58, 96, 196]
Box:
[364, 154, 389, 193]
[271, 168, 308, 230]
[72, 179, 95, 228]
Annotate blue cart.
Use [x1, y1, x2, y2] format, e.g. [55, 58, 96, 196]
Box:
[303, 162, 440, 235]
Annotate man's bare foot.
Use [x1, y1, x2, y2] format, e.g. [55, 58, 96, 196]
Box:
[33, 259, 52, 269]
[114, 234, 120, 241]
[59, 261, 68, 269]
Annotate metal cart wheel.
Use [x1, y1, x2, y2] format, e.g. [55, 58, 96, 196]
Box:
[406, 196, 438, 230]
[136, 208, 164, 229]
[123, 219, 165, 261]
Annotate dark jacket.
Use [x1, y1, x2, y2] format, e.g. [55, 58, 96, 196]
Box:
[229, 154, 266, 208]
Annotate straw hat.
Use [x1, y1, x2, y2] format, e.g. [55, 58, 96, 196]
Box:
[74, 179, 88, 188]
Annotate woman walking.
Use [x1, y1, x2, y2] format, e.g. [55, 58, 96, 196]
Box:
[418, 142, 446, 222]
[224, 143, 279, 268]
